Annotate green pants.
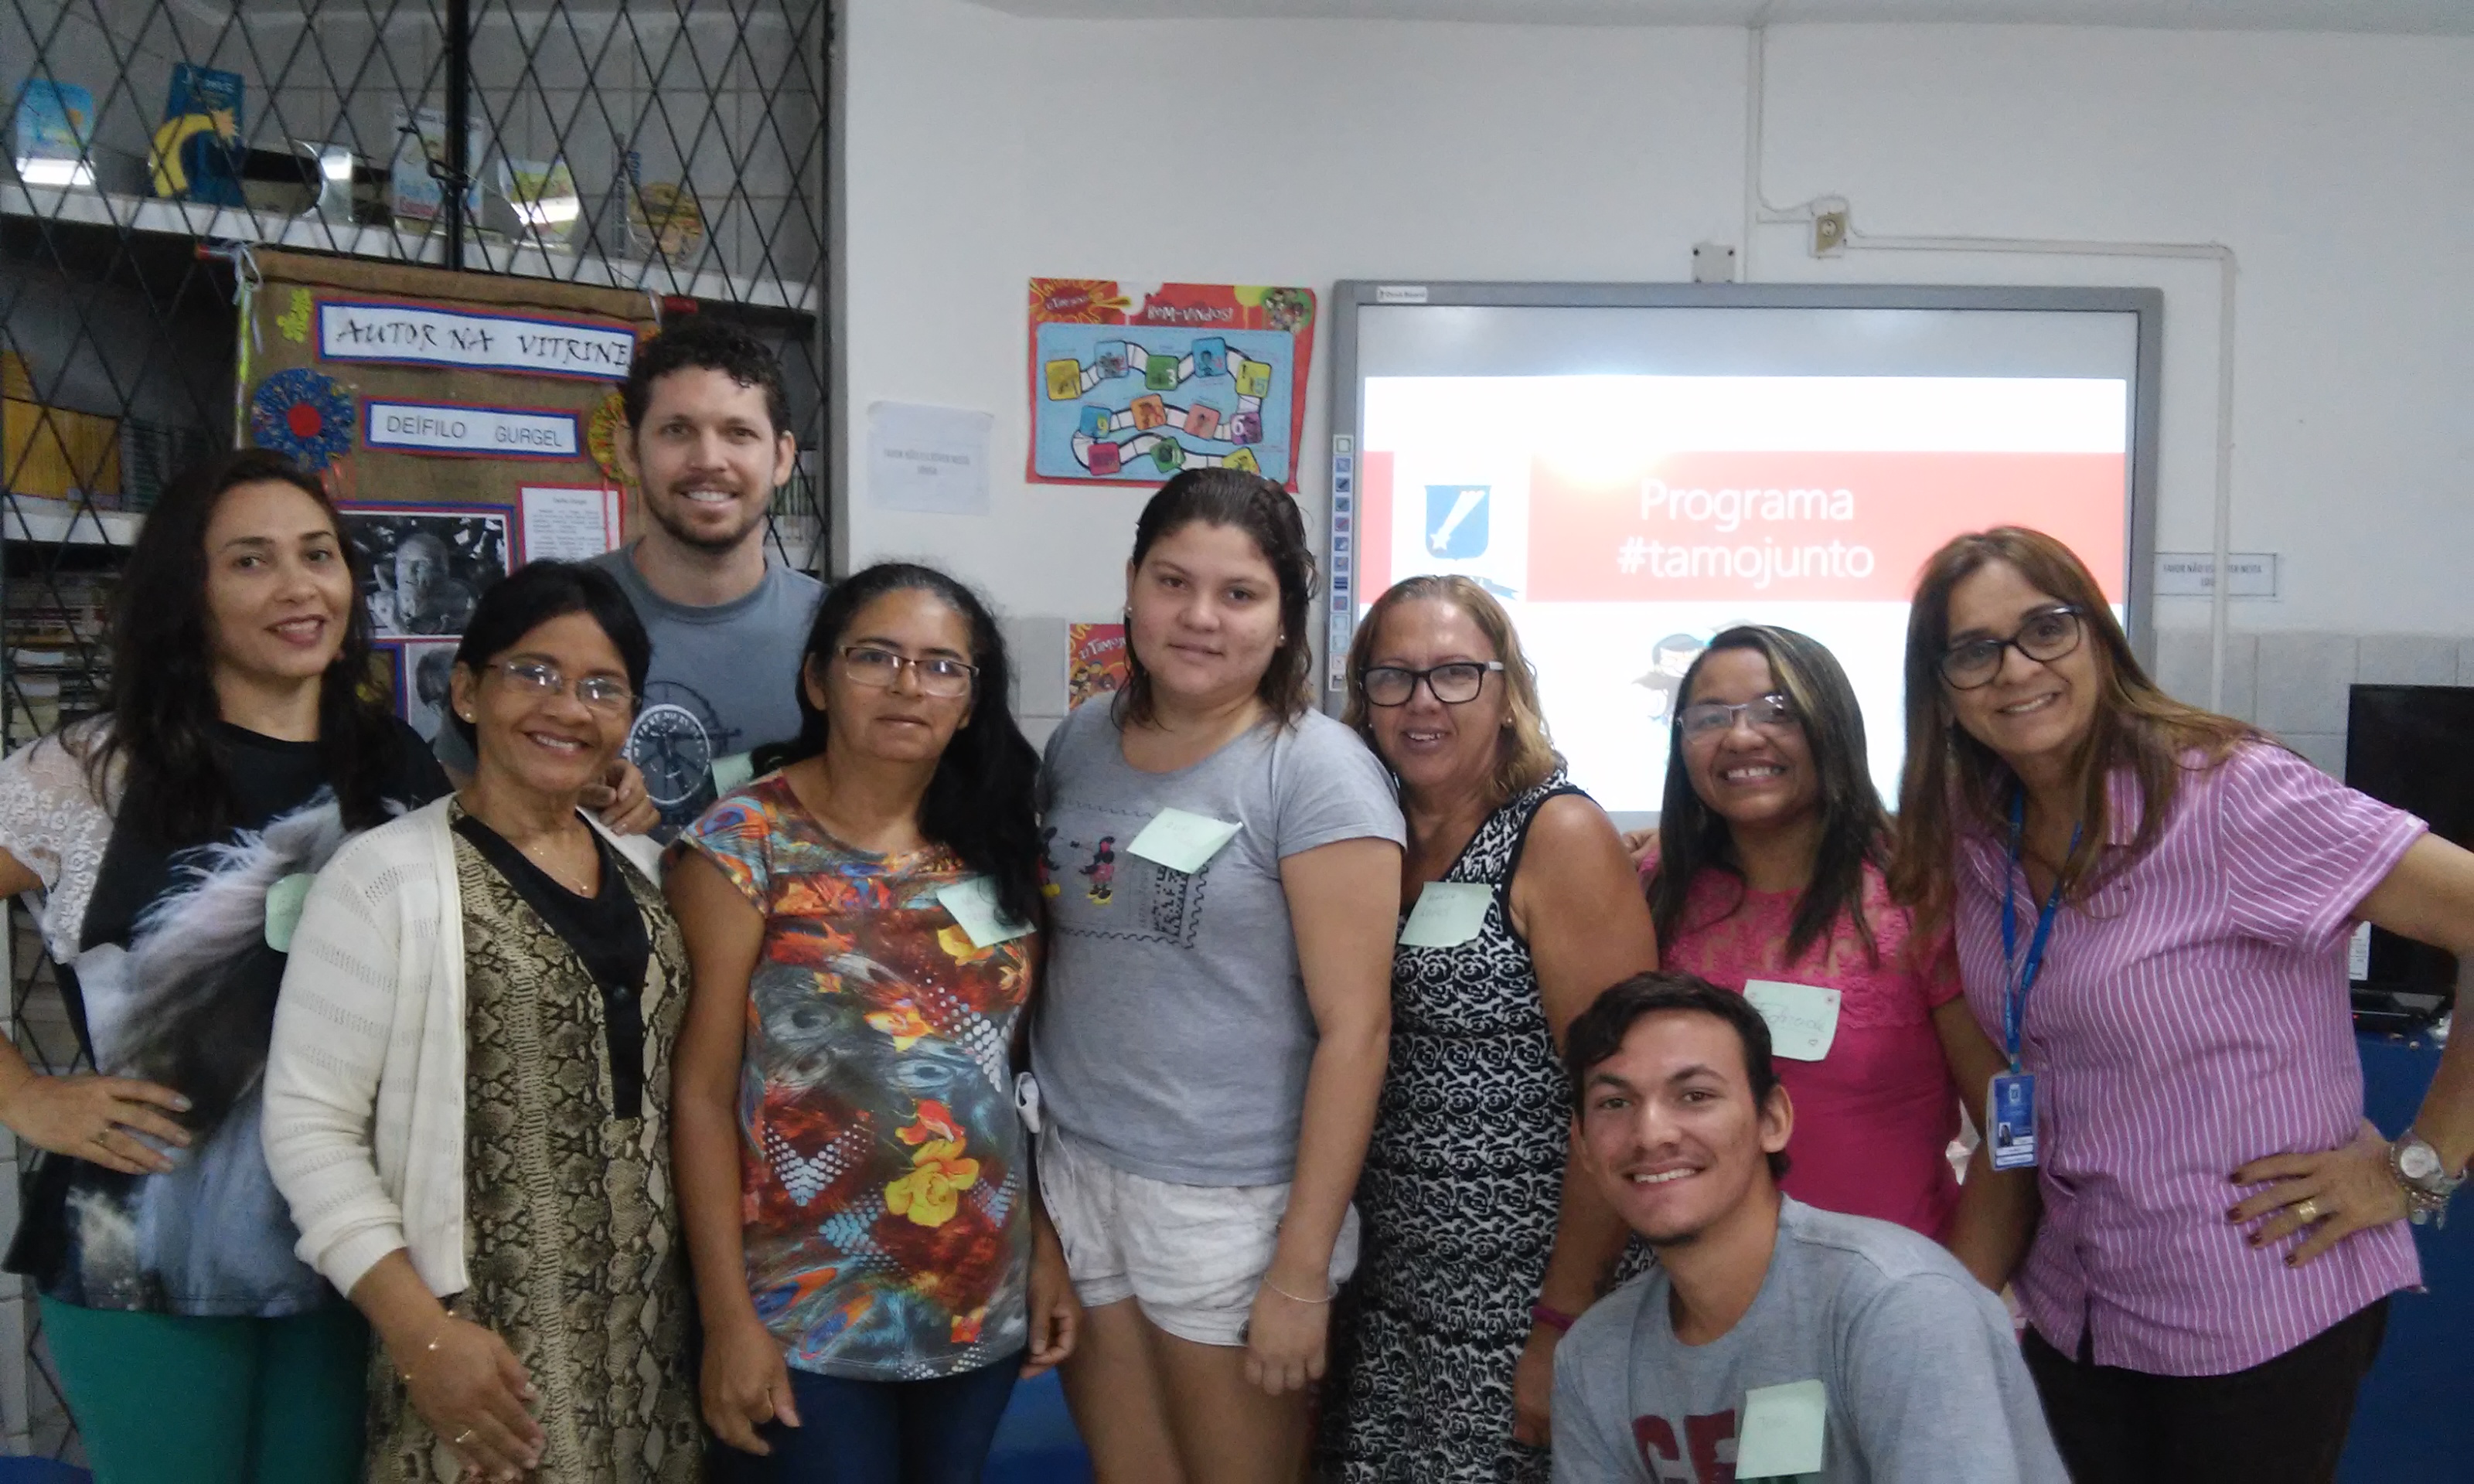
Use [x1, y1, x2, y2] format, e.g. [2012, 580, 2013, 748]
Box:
[37, 1296, 366, 1484]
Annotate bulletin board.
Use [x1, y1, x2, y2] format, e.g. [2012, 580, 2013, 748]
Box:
[239, 250, 656, 731]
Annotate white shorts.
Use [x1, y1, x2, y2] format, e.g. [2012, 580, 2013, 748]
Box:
[1035, 1124, 1361, 1348]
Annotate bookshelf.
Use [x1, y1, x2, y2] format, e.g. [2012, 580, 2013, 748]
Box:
[1, 0, 828, 1458]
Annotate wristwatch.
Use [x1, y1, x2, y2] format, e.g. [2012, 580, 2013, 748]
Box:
[2389, 1132, 2465, 1227]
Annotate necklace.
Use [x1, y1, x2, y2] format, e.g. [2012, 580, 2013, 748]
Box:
[513, 828, 598, 896]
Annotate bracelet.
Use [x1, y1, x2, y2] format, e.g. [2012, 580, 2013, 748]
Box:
[1262, 1277, 1334, 1305]
[396, 1324, 452, 1385]
[1529, 1302, 1578, 1334]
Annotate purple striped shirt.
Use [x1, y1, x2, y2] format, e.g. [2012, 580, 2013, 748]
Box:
[1954, 741, 2425, 1377]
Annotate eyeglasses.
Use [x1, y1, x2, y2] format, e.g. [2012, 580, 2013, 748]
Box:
[840, 645, 977, 699]
[1939, 606, 2084, 690]
[486, 659, 634, 713]
[1678, 693, 1798, 740]
[1361, 660, 1506, 707]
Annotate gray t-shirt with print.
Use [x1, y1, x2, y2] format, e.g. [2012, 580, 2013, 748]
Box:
[1031, 699, 1403, 1186]
[1552, 1197, 2067, 1484]
[434, 543, 823, 839]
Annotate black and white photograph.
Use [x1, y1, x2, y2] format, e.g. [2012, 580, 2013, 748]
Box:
[398, 640, 461, 742]
[339, 502, 513, 638]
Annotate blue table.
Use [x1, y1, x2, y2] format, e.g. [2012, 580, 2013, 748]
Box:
[2340, 1031, 2474, 1482]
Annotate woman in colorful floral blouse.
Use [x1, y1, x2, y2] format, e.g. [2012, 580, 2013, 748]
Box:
[668, 561, 1076, 1482]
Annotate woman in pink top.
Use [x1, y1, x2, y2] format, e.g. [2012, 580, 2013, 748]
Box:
[1890, 527, 2474, 1484]
[1637, 624, 2030, 1284]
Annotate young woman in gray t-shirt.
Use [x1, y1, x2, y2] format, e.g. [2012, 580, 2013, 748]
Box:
[1031, 468, 1406, 1483]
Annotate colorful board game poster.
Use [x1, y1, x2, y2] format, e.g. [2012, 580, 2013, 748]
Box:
[1028, 279, 1314, 491]
[1067, 622, 1130, 710]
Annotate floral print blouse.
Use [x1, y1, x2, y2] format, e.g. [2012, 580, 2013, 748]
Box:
[679, 773, 1032, 1380]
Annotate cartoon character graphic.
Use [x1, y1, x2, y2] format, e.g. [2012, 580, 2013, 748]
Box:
[1039, 827, 1062, 898]
[1260, 288, 1314, 333]
[1080, 836, 1117, 906]
[1634, 632, 1708, 723]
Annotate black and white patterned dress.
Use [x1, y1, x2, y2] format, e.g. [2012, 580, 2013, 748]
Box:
[1321, 772, 1597, 1484]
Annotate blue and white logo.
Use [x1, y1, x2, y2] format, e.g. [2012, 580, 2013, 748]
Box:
[1424, 485, 1490, 559]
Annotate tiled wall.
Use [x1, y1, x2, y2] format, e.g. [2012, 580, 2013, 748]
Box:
[2152, 629, 2474, 778]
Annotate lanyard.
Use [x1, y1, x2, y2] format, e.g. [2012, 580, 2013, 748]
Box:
[2001, 791, 2079, 1074]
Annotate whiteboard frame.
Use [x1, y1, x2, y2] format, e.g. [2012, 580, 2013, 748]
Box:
[1320, 280, 2166, 723]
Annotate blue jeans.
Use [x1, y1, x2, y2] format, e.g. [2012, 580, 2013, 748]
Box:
[726, 1353, 1025, 1484]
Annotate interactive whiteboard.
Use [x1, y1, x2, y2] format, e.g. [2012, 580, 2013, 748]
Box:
[1325, 283, 2162, 821]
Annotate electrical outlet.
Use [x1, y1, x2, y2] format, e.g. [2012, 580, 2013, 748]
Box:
[1812, 209, 1849, 256]
[1692, 242, 1737, 284]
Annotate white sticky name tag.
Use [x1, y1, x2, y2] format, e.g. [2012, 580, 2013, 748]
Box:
[1735, 1379, 1828, 1478]
[935, 876, 1035, 948]
[1398, 881, 1492, 948]
[710, 751, 757, 795]
[1124, 808, 1242, 874]
[1743, 979, 1842, 1062]
[264, 873, 315, 954]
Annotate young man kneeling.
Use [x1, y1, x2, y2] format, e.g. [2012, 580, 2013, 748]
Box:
[1552, 972, 2066, 1483]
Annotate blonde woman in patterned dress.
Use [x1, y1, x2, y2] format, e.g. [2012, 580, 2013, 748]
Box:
[266, 561, 702, 1483]
[1319, 576, 1656, 1483]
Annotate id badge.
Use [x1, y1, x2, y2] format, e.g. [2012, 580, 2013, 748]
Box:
[1986, 1072, 2038, 1172]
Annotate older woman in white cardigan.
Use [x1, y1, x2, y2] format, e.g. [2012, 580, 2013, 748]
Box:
[264, 562, 700, 1484]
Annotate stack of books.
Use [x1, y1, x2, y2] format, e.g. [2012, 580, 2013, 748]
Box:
[5, 572, 114, 747]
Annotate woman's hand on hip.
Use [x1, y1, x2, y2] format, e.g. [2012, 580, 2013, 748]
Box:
[702, 1309, 799, 1455]
[402, 1316, 541, 1481]
[1243, 1270, 1331, 1397]
[2230, 1118, 2411, 1268]
[1021, 1217, 1081, 1379]
[1511, 1322, 1561, 1446]
[0, 1073, 189, 1175]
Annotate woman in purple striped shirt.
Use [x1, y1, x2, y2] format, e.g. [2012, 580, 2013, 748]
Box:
[1890, 526, 2474, 1484]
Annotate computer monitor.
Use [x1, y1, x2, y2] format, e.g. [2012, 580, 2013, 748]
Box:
[2346, 683, 2474, 997]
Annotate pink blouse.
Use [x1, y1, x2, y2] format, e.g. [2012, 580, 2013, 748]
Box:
[1646, 847, 1965, 1241]
[1952, 744, 2423, 1376]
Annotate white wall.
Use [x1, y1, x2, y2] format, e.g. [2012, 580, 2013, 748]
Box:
[838, 2, 2474, 731]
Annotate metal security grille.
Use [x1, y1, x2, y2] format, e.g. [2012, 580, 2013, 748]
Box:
[0, 0, 826, 1456]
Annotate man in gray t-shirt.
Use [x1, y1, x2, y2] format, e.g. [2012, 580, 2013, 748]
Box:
[434, 318, 823, 839]
[1552, 974, 2066, 1484]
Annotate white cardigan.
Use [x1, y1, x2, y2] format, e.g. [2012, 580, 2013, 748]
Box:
[262, 795, 662, 1299]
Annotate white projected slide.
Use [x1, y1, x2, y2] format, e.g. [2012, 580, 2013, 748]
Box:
[1357, 373, 2132, 815]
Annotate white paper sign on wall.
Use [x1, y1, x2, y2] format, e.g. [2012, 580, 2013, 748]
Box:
[2155, 552, 2278, 598]
[867, 401, 993, 515]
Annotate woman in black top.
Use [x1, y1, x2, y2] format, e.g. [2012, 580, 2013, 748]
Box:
[0, 450, 451, 1483]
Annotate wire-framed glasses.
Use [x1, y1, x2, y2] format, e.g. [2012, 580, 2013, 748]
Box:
[840, 645, 978, 699]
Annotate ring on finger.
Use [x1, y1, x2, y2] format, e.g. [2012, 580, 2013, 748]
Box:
[2294, 1196, 2328, 1224]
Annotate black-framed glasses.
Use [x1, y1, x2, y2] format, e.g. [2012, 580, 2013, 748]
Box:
[1361, 660, 1506, 707]
[840, 645, 978, 699]
[1678, 693, 1798, 740]
[1940, 606, 2085, 690]
[486, 659, 634, 713]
